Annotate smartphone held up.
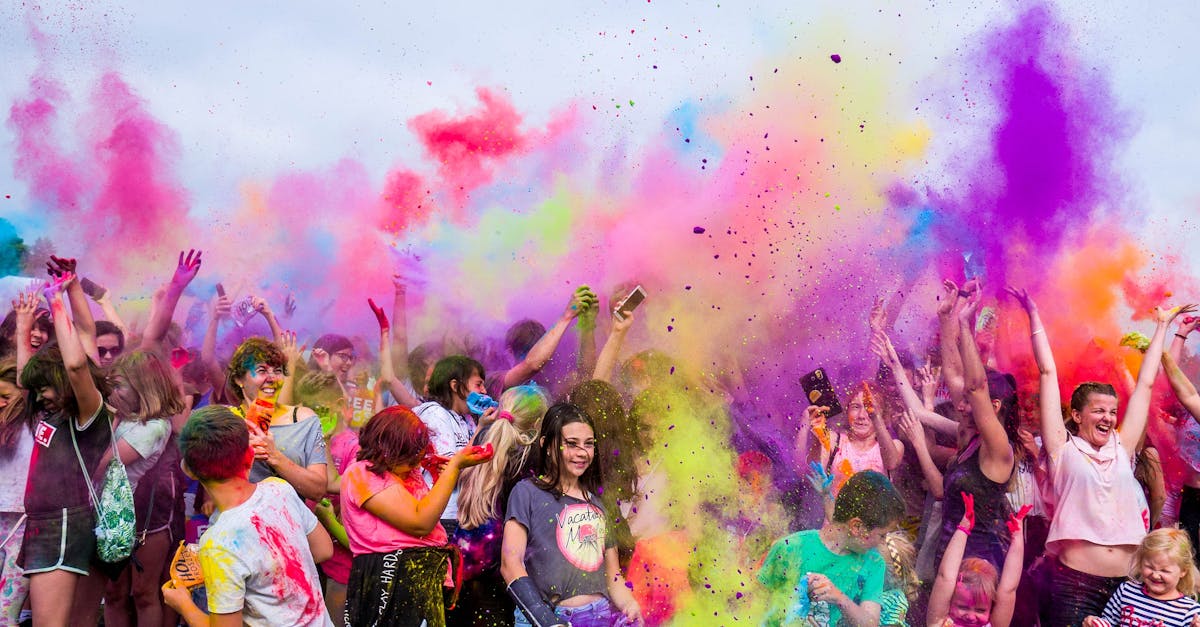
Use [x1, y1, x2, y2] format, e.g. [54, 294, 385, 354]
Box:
[614, 285, 647, 321]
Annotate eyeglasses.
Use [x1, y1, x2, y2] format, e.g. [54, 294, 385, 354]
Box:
[98, 347, 123, 358]
[332, 352, 356, 364]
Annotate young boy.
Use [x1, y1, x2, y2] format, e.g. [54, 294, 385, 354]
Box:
[162, 405, 335, 627]
[758, 470, 906, 627]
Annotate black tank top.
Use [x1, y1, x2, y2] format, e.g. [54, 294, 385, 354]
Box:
[937, 437, 1013, 568]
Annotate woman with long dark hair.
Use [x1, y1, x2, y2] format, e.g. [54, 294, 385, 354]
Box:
[500, 403, 643, 627]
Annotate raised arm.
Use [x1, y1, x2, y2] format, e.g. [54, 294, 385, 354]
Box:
[274, 331, 305, 408]
[864, 383, 904, 471]
[250, 296, 284, 344]
[363, 445, 492, 536]
[12, 291, 39, 378]
[957, 297, 1014, 481]
[593, 310, 634, 384]
[990, 506, 1031, 627]
[389, 273, 411, 381]
[48, 256, 99, 363]
[575, 286, 599, 379]
[872, 331, 957, 434]
[200, 291, 232, 399]
[140, 250, 202, 350]
[1006, 287, 1066, 456]
[1121, 304, 1197, 458]
[1162, 352, 1200, 421]
[370, 298, 420, 408]
[44, 274, 102, 424]
[928, 492, 975, 627]
[81, 276, 129, 338]
[1168, 315, 1199, 364]
[938, 280, 966, 407]
[896, 410, 944, 499]
[500, 288, 592, 390]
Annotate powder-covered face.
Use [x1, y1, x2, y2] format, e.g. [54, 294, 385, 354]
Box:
[239, 361, 284, 403]
[947, 583, 991, 626]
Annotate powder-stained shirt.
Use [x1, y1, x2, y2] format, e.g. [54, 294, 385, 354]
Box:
[0, 428, 34, 513]
[198, 477, 332, 626]
[340, 460, 448, 555]
[25, 403, 111, 514]
[505, 479, 613, 603]
[114, 418, 171, 491]
[412, 401, 474, 519]
[758, 529, 886, 627]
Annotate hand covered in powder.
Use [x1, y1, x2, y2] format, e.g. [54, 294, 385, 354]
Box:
[368, 298, 389, 332]
[1007, 504, 1033, 535]
[171, 249, 202, 289]
[959, 491, 975, 533]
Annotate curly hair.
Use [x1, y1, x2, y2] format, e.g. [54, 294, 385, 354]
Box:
[225, 337, 288, 402]
[356, 406, 430, 476]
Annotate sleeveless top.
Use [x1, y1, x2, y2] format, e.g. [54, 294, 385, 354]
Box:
[829, 431, 887, 495]
[1046, 433, 1148, 551]
[937, 437, 1012, 568]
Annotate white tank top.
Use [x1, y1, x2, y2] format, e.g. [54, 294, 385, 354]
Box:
[1046, 433, 1148, 551]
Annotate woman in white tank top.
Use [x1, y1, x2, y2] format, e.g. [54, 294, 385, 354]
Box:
[1009, 286, 1195, 627]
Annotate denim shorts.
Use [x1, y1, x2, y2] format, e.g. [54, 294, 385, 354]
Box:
[513, 597, 635, 627]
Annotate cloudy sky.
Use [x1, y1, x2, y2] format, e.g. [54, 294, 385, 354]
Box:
[2, 1, 1198, 237]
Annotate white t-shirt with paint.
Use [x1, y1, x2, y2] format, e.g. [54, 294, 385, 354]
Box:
[198, 477, 332, 627]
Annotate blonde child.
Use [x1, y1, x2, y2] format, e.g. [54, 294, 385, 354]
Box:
[1083, 528, 1200, 627]
[881, 531, 919, 627]
[927, 493, 1028, 627]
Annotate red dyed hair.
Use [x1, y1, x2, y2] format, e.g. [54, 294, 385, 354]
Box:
[357, 406, 430, 476]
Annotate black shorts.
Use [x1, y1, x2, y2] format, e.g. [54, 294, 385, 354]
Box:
[19, 506, 95, 576]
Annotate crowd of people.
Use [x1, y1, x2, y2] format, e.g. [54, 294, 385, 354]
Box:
[2, 250, 1200, 627]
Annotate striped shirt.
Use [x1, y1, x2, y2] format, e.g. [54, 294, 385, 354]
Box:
[1093, 580, 1200, 627]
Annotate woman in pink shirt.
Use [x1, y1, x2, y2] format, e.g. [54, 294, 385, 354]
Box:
[1010, 286, 1195, 626]
[340, 406, 492, 627]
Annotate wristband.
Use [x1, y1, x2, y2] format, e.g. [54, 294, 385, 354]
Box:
[1177, 333, 1189, 341]
[507, 576, 566, 627]
[956, 525, 972, 535]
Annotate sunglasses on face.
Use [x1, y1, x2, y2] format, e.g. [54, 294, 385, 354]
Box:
[98, 347, 123, 358]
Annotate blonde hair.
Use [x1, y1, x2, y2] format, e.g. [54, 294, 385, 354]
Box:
[882, 531, 919, 602]
[1132, 528, 1200, 596]
[457, 385, 549, 529]
[957, 557, 998, 608]
[111, 350, 185, 422]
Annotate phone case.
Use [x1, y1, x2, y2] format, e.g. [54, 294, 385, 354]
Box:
[800, 368, 843, 417]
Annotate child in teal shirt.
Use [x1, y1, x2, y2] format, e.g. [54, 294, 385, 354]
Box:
[758, 471, 905, 626]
